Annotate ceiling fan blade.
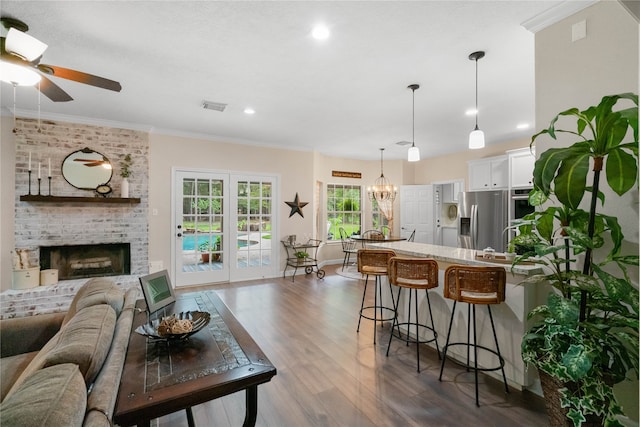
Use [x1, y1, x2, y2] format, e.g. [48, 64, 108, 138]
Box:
[38, 74, 73, 102]
[37, 64, 121, 92]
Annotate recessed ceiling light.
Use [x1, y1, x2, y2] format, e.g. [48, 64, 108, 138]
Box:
[516, 123, 530, 129]
[465, 108, 478, 116]
[244, 108, 255, 115]
[311, 24, 330, 40]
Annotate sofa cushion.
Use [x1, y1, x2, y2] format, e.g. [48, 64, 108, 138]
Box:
[0, 363, 87, 427]
[5, 303, 117, 399]
[0, 351, 38, 402]
[63, 278, 124, 327]
[44, 304, 116, 385]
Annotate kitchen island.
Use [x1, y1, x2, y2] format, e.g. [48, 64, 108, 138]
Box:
[367, 241, 545, 390]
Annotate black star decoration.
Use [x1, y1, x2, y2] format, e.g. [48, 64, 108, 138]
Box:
[285, 193, 308, 218]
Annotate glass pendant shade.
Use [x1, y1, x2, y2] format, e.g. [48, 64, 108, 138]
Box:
[0, 61, 41, 86]
[408, 145, 420, 161]
[469, 125, 485, 149]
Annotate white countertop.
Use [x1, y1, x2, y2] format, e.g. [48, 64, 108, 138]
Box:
[367, 241, 543, 276]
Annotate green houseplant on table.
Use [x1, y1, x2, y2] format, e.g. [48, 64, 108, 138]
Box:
[510, 93, 638, 426]
[294, 251, 309, 264]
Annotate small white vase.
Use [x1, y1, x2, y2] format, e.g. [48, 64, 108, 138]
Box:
[121, 178, 129, 198]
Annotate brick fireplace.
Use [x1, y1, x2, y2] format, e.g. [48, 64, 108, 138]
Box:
[40, 243, 131, 280]
[12, 118, 149, 279]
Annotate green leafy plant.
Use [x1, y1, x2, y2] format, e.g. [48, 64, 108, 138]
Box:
[512, 93, 638, 426]
[198, 236, 221, 252]
[294, 251, 309, 259]
[119, 154, 133, 178]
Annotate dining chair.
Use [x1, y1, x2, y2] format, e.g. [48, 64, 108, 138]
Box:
[339, 227, 358, 271]
[407, 230, 416, 242]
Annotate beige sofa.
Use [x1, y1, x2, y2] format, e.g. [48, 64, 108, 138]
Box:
[0, 278, 138, 426]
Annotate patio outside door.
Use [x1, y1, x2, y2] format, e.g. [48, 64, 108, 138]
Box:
[173, 170, 277, 286]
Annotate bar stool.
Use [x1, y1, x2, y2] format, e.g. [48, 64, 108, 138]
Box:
[438, 265, 509, 406]
[356, 248, 396, 344]
[385, 257, 440, 372]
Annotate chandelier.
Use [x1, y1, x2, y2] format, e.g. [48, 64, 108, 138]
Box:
[367, 148, 397, 203]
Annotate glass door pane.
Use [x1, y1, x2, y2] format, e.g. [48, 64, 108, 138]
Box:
[175, 170, 229, 286]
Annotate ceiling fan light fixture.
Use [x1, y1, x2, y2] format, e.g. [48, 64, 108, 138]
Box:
[6, 27, 48, 61]
[0, 60, 41, 86]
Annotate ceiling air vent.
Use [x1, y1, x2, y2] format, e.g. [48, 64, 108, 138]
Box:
[202, 100, 227, 112]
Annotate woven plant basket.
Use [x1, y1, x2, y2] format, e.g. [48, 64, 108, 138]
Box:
[539, 371, 605, 427]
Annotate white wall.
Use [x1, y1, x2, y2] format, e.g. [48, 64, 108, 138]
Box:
[534, 0, 638, 419]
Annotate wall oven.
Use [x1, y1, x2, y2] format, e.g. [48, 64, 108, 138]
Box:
[511, 188, 535, 221]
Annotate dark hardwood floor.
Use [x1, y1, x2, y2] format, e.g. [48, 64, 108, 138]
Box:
[159, 266, 548, 427]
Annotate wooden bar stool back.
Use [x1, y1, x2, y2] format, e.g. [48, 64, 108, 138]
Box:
[438, 265, 509, 406]
[356, 248, 396, 344]
[385, 257, 440, 372]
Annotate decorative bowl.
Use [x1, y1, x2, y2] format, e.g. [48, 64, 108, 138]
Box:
[135, 311, 210, 341]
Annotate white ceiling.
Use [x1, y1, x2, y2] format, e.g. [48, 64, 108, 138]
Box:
[1, 1, 591, 160]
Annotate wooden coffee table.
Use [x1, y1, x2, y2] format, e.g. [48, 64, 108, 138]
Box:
[114, 291, 276, 427]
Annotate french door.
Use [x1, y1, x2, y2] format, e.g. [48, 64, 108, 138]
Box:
[173, 169, 277, 286]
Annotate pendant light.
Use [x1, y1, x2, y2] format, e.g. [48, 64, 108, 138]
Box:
[367, 148, 397, 203]
[407, 84, 420, 162]
[468, 51, 485, 149]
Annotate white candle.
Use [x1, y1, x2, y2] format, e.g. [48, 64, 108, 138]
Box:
[28, 152, 31, 171]
[38, 162, 41, 179]
[48, 158, 51, 177]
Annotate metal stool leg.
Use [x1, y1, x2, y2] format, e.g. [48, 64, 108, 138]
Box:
[424, 289, 440, 359]
[439, 300, 457, 381]
[357, 275, 369, 333]
[487, 305, 509, 394]
[414, 289, 420, 372]
[472, 304, 479, 406]
[385, 287, 402, 357]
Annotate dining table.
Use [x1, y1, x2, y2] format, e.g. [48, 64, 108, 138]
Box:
[350, 234, 407, 247]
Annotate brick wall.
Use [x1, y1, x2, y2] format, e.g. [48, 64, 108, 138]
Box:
[13, 118, 149, 277]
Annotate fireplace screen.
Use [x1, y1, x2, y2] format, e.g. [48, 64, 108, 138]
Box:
[40, 243, 131, 280]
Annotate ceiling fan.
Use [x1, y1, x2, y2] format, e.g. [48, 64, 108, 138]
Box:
[0, 16, 122, 102]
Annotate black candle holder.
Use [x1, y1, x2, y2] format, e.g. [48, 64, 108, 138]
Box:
[48, 176, 52, 196]
[37, 177, 41, 196]
[28, 170, 32, 195]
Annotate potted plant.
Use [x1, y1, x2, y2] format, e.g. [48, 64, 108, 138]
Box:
[119, 154, 133, 198]
[198, 236, 221, 263]
[510, 93, 638, 426]
[294, 251, 309, 264]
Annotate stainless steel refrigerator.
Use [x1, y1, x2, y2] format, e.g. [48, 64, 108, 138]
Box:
[457, 190, 509, 253]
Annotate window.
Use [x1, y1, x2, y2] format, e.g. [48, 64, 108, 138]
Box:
[327, 184, 361, 240]
[371, 198, 389, 230]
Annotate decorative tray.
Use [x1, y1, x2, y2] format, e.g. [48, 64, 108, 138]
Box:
[135, 311, 211, 341]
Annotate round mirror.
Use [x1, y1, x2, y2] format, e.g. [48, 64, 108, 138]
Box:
[62, 148, 113, 190]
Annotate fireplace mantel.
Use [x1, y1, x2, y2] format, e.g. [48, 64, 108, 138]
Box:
[20, 195, 141, 204]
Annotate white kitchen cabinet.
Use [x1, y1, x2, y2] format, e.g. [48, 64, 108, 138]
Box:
[509, 148, 536, 188]
[442, 227, 458, 248]
[441, 180, 463, 203]
[468, 156, 507, 191]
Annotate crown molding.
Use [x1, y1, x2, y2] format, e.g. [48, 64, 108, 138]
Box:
[521, 0, 599, 33]
[8, 108, 154, 132]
